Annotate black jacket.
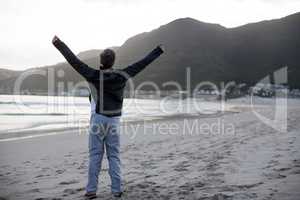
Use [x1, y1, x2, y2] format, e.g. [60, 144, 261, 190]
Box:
[53, 40, 163, 117]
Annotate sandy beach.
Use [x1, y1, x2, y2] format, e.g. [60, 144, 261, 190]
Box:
[0, 98, 300, 200]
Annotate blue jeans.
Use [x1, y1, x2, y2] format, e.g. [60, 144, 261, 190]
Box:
[86, 113, 122, 193]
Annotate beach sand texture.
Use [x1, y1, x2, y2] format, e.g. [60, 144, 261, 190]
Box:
[0, 98, 300, 200]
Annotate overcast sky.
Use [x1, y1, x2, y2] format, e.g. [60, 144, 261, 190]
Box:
[1, 0, 300, 70]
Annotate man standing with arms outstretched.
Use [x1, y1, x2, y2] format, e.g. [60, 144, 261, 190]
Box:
[52, 36, 164, 199]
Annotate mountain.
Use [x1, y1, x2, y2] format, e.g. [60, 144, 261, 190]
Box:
[0, 68, 22, 81]
[0, 12, 300, 94]
[77, 49, 102, 60]
[112, 13, 300, 89]
[77, 46, 119, 60]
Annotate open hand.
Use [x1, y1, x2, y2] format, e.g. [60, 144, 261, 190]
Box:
[52, 35, 60, 44]
[158, 44, 165, 52]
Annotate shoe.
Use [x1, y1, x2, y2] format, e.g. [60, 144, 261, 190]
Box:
[84, 192, 97, 199]
[113, 192, 123, 198]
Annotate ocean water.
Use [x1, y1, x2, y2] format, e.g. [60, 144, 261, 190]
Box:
[0, 95, 222, 140]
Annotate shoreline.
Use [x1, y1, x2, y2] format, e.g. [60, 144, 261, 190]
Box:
[0, 109, 238, 142]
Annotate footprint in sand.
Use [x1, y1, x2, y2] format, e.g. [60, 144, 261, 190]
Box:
[206, 172, 225, 177]
[173, 161, 191, 172]
[27, 188, 40, 193]
[55, 169, 65, 175]
[63, 187, 85, 195]
[178, 183, 195, 195]
[135, 181, 157, 189]
[41, 167, 51, 172]
[197, 193, 233, 200]
[0, 165, 10, 169]
[273, 154, 282, 158]
[25, 181, 38, 185]
[144, 174, 158, 179]
[265, 160, 280, 168]
[275, 148, 290, 152]
[77, 162, 87, 170]
[273, 167, 291, 172]
[264, 172, 286, 180]
[35, 174, 50, 178]
[293, 159, 300, 167]
[59, 180, 79, 185]
[291, 169, 300, 174]
[194, 181, 206, 188]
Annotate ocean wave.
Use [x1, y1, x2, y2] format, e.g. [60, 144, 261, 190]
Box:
[0, 101, 89, 106]
[0, 113, 68, 116]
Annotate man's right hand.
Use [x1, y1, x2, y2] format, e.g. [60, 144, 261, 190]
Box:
[52, 35, 60, 44]
[158, 44, 165, 53]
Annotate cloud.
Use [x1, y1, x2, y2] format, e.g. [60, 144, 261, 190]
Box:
[1, 0, 300, 70]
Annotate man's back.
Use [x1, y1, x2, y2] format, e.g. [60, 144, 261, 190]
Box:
[88, 70, 127, 117]
[53, 36, 164, 117]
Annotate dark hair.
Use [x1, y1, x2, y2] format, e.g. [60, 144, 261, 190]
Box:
[100, 49, 115, 69]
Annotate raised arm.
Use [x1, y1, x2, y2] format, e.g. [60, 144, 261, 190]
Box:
[52, 36, 98, 80]
[122, 45, 164, 78]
